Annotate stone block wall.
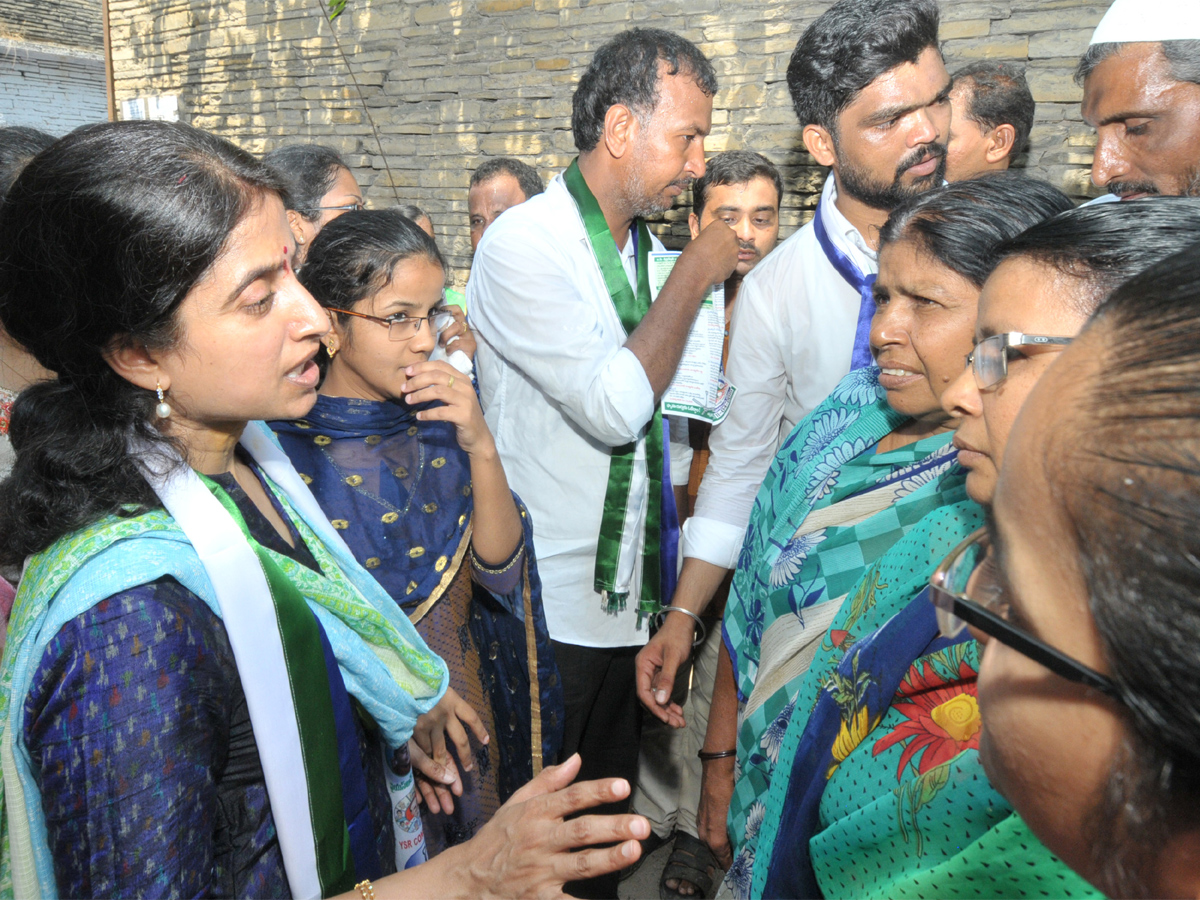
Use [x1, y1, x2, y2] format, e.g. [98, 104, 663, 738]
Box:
[0, 0, 103, 51]
[107, 0, 1111, 285]
[0, 41, 108, 134]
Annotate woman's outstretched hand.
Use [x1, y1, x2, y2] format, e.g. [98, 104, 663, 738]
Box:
[455, 753, 649, 898]
[333, 754, 648, 899]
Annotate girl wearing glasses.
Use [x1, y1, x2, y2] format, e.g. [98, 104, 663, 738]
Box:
[962, 241, 1200, 898]
[721, 175, 1084, 900]
[941, 198, 1200, 507]
[272, 209, 563, 857]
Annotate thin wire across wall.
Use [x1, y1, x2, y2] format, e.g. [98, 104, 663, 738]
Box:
[315, 0, 402, 205]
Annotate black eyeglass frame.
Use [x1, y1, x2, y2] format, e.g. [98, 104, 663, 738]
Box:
[966, 332, 1073, 391]
[929, 528, 1122, 701]
[325, 306, 456, 342]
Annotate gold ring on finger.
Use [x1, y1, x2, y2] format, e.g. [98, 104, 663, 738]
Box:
[448, 375, 455, 389]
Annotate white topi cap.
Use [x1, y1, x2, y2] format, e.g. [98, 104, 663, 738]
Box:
[1090, 0, 1200, 45]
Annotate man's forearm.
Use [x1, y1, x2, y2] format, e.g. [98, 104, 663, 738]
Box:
[703, 643, 739, 754]
[625, 261, 714, 396]
[625, 220, 739, 396]
[672, 556, 732, 616]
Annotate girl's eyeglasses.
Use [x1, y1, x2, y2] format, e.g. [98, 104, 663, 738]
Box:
[312, 202, 366, 213]
[326, 306, 456, 342]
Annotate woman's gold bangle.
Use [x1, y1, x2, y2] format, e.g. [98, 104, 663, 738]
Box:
[470, 541, 524, 576]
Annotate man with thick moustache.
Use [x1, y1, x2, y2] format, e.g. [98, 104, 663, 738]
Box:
[1077, 0, 1200, 200]
[468, 27, 737, 899]
[635, 0, 953, 870]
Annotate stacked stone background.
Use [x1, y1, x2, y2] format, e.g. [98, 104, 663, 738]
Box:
[0, 0, 103, 50]
[106, 0, 1110, 285]
[0, 45, 107, 134]
[0, 0, 105, 385]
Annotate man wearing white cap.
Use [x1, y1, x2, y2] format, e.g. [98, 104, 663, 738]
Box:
[1077, 0, 1200, 199]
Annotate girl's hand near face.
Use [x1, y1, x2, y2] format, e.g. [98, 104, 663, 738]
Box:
[404, 354, 522, 576]
[439, 306, 477, 361]
[402, 359, 494, 458]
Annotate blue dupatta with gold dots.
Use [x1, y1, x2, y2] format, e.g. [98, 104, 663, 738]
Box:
[271, 395, 563, 797]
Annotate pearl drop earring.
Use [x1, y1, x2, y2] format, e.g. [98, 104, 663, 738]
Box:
[155, 382, 172, 419]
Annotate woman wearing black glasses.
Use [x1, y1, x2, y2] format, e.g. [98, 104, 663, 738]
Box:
[271, 209, 563, 859]
[941, 198, 1200, 507]
[940, 239, 1200, 898]
[263, 143, 365, 268]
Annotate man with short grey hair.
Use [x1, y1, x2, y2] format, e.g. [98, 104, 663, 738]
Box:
[945, 61, 1034, 180]
[1077, 0, 1200, 199]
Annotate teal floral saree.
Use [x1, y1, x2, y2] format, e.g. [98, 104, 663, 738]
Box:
[720, 368, 1096, 898]
[723, 367, 975, 892]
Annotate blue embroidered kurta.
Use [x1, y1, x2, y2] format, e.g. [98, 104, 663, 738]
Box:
[22, 460, 396, 898]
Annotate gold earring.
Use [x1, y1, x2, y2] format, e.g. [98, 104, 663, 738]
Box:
[326, 341, 338, 359]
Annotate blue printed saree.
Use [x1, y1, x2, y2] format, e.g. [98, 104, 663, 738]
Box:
[0, 432, 448, 898]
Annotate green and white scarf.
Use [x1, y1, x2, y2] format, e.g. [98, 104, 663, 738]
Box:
[563, 158, 663, 624]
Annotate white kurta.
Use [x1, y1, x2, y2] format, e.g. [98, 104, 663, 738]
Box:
[469, 173, 669, 648]
[681, 175, 879, 569]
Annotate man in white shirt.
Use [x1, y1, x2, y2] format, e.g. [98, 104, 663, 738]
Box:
[628, 150, 783, 897]
[634, 0, 952, 863]
[1075, 0, 1200, 201]
[469, 27, 737, 898]
[467, 157, 545, 252]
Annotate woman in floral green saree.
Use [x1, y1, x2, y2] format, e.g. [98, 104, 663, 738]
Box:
[716, 176, 1095, 898]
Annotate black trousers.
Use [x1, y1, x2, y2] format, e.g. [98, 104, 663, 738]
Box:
[552, 640, 643, 900]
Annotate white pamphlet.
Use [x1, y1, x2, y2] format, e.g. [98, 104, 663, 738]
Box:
[649, 251, 736, 425]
